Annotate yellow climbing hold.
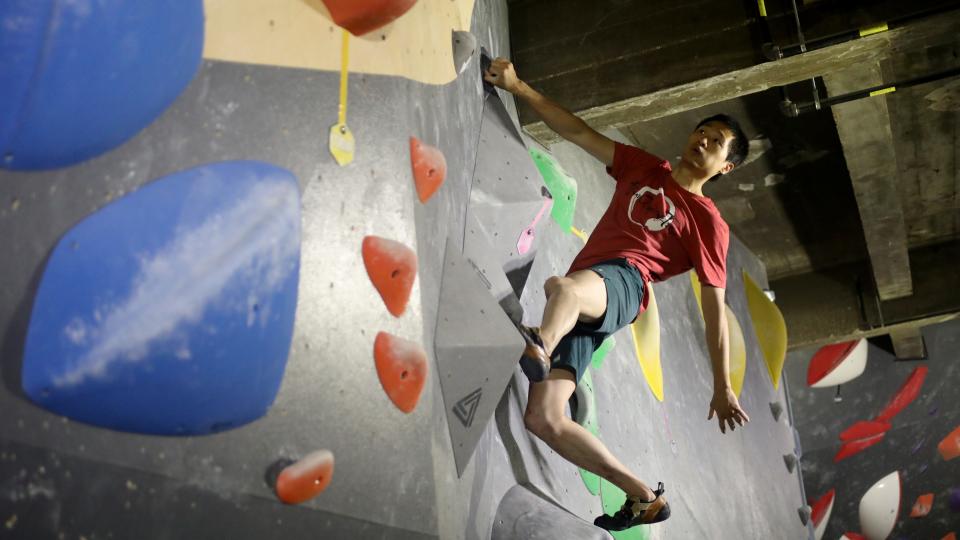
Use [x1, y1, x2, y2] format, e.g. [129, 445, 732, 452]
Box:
[570, 226, 589, 244]
[726, 307, 747, 398]
[689, 271, 746, 398]
[629, 283, 663, 402]
[742, 271, 787, 389]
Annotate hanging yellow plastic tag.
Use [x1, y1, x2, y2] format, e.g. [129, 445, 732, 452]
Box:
[329, 29, 355, 166]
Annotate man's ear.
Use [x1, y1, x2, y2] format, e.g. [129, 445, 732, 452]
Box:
[719, 161, 735, 175]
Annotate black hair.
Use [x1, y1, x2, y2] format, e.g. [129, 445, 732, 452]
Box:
[696, 114, 749, 181]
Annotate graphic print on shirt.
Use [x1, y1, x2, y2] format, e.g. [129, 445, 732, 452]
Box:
[627, 186, 676, 232]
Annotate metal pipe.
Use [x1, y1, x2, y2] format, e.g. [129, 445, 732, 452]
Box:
[764, 3, 960, 61]
[784, 65, 960, 116]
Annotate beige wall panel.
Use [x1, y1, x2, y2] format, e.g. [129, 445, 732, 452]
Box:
[204, 0, 476, 84]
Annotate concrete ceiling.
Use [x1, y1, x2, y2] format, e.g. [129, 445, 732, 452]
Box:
[509, 0, 960, 350]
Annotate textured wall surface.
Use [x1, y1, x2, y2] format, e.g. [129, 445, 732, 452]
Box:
[785, 320, 960, 539]
[1, 1, 809, 538]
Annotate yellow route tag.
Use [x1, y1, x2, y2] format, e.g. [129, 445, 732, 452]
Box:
[329, 29, 354, 166]
[329, 123, 355, 166]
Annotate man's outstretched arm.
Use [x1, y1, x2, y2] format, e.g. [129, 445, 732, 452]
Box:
[483, 57, 615, 167]
[701, 284, 751, 434]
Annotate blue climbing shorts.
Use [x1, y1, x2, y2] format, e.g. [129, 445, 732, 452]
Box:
[550, 259, 645, 384]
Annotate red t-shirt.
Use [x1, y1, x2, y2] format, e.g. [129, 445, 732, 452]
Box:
[567, 143, 729, 314]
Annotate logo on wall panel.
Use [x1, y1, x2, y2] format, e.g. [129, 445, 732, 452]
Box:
[454, 388, 483, 428]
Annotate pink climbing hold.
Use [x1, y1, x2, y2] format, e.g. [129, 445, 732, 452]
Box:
[275, 450, 335, 504]
[321, 0, 418, 36]
[834, 433, 885, 463]
[409, 137, 447, 203]
[374, 332, 428, 413]
[840, 420, 891, 442]
[517, 197, 553, 256]
[875, 366, 928, 422]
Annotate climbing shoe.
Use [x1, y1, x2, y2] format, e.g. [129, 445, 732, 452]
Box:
[594, 482, 671, 531]
[518, 325, 551, 382]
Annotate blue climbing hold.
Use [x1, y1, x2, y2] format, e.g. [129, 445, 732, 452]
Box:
[21, 161, 301, 435]
[0, 0, 204, 170]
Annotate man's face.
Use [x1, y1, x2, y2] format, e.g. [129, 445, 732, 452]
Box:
[682, 122, 734, 176]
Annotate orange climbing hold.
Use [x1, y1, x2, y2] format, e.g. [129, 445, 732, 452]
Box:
[943, 533, 957, 540]
[374, 332, 427, 413]
[275, 450, 335, 504]
[910, 493, 934, 518]
[409, 137, 447, 203]
[321, 0, 418, 36]
[938, 425, 960, 461]
[362, 236, 417, 317]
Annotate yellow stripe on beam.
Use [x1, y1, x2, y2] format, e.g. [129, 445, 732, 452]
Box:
[869, 86, 896, 97]
[859, 23, 889, 37]
[757, 0, 767, 17]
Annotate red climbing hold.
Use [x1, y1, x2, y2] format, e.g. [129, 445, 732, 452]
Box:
[807, 339, 861, 387]
[938, 425, 960, 461]
[362, 236, 417, 317]
[875, 366, 928, 422]
[839, 420, 891, 442]
[840, 533, 867, 540]
[834, 432, 885, 463]
[409, 137, 446, 203]
[321, 0, 418, 36]
[374, 332, 427, 413]
[275, 450, 335, 504]
[910, 493, 934, 518]
[943, 533, 957, 540]
[810, 488, 835, 528]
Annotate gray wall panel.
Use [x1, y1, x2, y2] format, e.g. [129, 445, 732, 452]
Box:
[785, 320, 960, 539]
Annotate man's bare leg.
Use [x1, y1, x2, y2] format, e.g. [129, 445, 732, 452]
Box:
[524, 369, 656, 501]
[537, 271, 608, 355]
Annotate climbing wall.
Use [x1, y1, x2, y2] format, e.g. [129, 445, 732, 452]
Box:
[451, 129, 811, 540]
[784, 320, 960, 539]
[1, 0, 807, 538]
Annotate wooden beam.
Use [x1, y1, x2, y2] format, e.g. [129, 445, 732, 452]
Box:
[824, 63, 913, 300]
[522, 12, 960, 145]
[776, 241, 960, 350]
[889, 326, 927, 359]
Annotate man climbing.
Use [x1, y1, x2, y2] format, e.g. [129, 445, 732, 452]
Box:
[483, 57, 751, 532]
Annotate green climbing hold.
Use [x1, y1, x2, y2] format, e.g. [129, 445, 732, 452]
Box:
[580, 468, 601, 496]
[591, 336, 616, 370]
[529, 147, 578, 232]
[599, 479, 652, 540]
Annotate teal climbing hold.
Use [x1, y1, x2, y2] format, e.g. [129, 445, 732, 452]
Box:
[529, 148, 578, 232]
[591, 336, 616, 370]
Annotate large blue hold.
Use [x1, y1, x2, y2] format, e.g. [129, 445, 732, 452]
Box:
[22, 161, 301, 435]
[0, 0, 203, 170]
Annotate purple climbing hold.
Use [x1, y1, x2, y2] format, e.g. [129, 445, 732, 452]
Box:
[950, 488, 960, 512]
[911, 439, 926, 455]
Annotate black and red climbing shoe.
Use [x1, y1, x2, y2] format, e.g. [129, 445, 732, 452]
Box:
[594, 482, 671, 531]
[518, 325, 551, 382]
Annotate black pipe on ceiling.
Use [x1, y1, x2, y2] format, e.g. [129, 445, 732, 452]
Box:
[780, 65, 960, 117]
